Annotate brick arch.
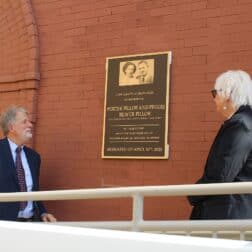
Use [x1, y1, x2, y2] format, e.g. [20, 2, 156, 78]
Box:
[0, 0, 40, 144]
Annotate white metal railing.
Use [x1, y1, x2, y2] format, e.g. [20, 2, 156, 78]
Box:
[1, 182, 252, 239]
[55, 220, 252, 240]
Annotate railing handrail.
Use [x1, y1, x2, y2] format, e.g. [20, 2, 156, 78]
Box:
[0, 181, 252, 202]
[56, 220, 252, 231]
[2, 182, 252, 238]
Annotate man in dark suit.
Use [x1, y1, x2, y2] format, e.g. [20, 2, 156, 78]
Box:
[136, 60, 153, 84]
[0, 105, 56, 222]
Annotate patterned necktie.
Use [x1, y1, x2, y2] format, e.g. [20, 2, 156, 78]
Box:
[15, 147, 27, 210]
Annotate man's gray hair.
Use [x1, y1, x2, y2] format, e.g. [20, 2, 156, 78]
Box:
[138, 60, 149, 67]
[0, 106, 28, 136]
[215, 70, 252, 109]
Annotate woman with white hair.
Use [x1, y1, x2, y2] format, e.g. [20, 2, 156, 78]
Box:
[188, 70, 252, 219]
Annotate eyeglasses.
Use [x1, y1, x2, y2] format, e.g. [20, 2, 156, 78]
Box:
[211, 89, 222, 98]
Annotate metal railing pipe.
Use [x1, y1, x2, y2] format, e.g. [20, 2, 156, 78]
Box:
[0, 182, 252, 202]
[132, 194, 144, 231]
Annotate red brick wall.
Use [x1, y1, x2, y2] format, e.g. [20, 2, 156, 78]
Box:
[0, 0, 39, 143]
[2, 0, 252, 221]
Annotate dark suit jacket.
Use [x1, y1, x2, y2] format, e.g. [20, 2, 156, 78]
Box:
[0, 137, 46, 220]
[188, 105, 252, 219]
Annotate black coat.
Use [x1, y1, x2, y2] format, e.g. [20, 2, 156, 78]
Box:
[188, 105, 252, 219]
[0, 137, 46, 220]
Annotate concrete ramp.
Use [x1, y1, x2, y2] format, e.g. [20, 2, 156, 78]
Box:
[0, 221, 251, 251]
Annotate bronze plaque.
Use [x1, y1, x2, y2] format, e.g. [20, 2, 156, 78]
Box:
[102, 52, 171, 159]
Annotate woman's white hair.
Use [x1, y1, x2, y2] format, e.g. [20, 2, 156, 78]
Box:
[215, 70, 252, 109]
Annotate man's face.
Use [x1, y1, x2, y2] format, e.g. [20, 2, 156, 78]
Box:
[138, 63, 148, 76]
[10, 111, 33, 144]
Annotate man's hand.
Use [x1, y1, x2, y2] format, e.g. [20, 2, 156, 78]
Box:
[41, 213, 57, 222]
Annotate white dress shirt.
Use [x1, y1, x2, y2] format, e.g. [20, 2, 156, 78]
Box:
[8, 138, 34, 218]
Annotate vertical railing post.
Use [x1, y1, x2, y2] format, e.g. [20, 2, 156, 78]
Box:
[132, 193, 144, 232]
[240, 231, 245, 240]
[212, 231, 218, 238]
